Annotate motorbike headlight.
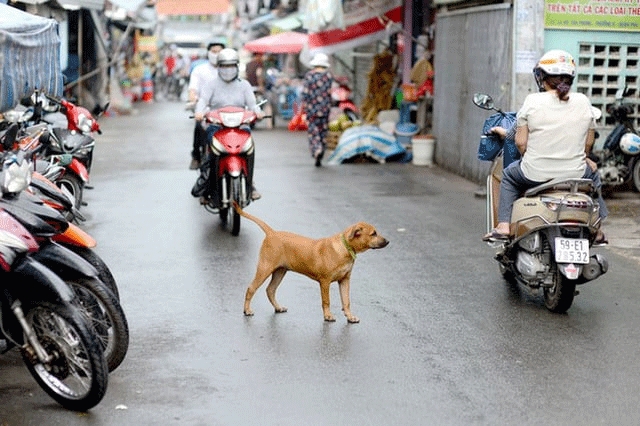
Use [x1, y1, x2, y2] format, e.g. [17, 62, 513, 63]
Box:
[1, 157, 32, 194]
[211, 137, 227, 155]
[77, 114, 95, 133]
[219, 112, 244, 128]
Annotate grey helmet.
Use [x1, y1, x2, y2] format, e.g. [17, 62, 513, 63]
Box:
[216, 48, 240, 82]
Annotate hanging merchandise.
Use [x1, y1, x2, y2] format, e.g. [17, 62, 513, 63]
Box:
[360, 51, 397, 123]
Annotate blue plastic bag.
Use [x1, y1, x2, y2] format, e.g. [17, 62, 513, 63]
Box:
[478, 112, 518, 166]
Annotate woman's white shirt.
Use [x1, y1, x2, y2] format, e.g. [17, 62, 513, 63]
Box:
[517, 91, 595, 182]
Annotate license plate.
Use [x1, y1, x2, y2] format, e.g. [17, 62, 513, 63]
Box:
[555, 238, 589, 264]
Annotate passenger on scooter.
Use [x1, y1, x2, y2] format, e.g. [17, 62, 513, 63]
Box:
[483, 49, 608, 244]
[187, 42, 225, 170]
[193, 48, 264, 203]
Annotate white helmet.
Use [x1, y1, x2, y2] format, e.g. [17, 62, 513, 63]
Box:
[216, 48, 239, 66]
[534, 49, 576, 90]
[620, 132, 640, 155]
[216, 48, 239, 82]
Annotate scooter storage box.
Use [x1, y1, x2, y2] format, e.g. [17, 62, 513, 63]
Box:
[512, 191, 598, 237]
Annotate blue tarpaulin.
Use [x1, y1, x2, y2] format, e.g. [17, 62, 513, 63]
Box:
[0, 4, 62, 112]
[327, 125, 407, 164]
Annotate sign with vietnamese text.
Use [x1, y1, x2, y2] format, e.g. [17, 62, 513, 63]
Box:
[544, 0, 640, 32]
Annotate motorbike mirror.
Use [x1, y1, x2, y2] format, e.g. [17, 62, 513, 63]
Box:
[472, 93, 495, 110]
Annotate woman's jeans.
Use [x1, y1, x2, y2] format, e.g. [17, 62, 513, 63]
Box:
[498, 160, 609, 223]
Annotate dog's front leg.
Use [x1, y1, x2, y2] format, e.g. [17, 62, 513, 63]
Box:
[319, 281, 335, 322]
[338, 276, 359, 323]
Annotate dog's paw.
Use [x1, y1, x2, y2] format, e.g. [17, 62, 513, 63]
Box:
[346, 315, 360, 324]
[274, 306, 288, 313]
[244, 309, 255, 317]
[324, 314, 336, 322]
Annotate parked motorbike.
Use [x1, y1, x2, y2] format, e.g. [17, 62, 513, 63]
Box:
[588, 85, 640, 192]
[28, 171, 121, 301]
[2, 91, 104, 210]
[474, 93, 608, 313]
[331, 76, 359, 121]
[0, 163, 108, 409]
[194, 104, 264, 235]
[0, 147, 128, 372]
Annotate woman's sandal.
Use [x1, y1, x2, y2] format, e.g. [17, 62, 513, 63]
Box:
[482, 229, 510, 242]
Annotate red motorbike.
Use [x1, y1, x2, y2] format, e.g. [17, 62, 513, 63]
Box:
[331, 76, 359, 121]
[41, 94, 105, 208]
[195, 106, 260, 236]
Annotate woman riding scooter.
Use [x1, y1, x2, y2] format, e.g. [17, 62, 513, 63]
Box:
[193, 48, 263, 204]
[483, 49, 609, 244]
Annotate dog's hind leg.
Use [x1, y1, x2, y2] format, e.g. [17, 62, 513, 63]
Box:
[266, 267, 288, 313]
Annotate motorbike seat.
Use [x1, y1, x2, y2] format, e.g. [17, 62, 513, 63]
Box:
[524, 178, 595, 197]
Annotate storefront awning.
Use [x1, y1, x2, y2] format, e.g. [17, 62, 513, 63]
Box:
[109, 0, 146, 11]
[58, 0, 104, 10]
[244, 31, 308, 54]
[155, 0, 230, 15]
[0, 4, 63, 110]
[267, 12, 303, 32]
[307, 5, 401, 55]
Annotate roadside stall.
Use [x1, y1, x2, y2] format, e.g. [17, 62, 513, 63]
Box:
[0, 4, 63, 112]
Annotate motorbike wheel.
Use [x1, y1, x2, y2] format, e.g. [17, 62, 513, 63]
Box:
[345, 109, 359, 122]
[57, 174, 84, 211]
[229, 177, 242, 236]
[62, 245, 120, 301]
[632, 158, 640, 192]
[543, 269, 576, 313]
[67, 277, 129, 372]
[218, 178, 242, 235]
[21, 302, 108, 411]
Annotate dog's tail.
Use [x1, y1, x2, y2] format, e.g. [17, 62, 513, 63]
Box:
[232, 201, 274, 235]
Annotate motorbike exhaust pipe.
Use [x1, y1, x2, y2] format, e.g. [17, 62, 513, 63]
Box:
[581, 254, 609, 281]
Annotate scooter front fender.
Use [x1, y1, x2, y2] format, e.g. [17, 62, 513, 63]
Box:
[339, 101, 359, 113]
[31, 241, 98, 280]
[6, 256, 75, 305]
[219, 155, 247, 178]
[68, 158, 89, 183]
[51, 222, 97, 248]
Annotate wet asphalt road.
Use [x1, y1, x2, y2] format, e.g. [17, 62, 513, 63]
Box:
[1, 100, 640, 425]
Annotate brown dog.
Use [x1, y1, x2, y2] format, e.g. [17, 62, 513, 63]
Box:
[235, 204, 389, 323]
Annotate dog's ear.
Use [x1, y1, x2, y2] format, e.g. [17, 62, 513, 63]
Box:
[348, 226, 363, 240]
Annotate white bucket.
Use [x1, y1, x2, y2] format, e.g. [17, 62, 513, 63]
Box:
[412, 135, 435, 166]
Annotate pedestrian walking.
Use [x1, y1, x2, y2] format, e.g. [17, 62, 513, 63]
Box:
[301, 53, 333, 167]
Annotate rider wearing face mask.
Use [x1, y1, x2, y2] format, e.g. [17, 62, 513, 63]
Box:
[187, 42, 225, 170]
[484, 49, 608, 244]
[193, 48, 264, 203]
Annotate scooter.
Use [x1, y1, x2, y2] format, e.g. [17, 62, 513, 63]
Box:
[0, 193, 109, 410]
[194, 103, 265, 236]
[0, 146, 128, 372]
[474, 93, 608, 313]
[331, 76, 359, 121]
[588, 85, 640, 192]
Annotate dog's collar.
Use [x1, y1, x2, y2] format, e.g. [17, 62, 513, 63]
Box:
[341, 234, 357, 261]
